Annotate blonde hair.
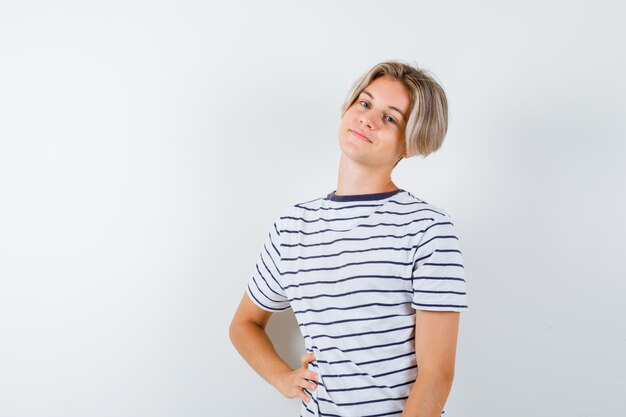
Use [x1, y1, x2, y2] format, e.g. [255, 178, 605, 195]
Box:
[340, 60, 448, 158]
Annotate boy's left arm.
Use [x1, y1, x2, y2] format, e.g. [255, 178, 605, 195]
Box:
[401, 310, 460, 417]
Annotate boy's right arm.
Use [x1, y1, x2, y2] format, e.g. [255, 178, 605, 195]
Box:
[229, 292, 319, 403]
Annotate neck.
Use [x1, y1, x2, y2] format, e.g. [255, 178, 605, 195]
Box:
[335, 153, 399, 195]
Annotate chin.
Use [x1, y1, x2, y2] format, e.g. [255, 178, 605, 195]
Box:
[339, 146, 370, 165]
[338, 135, 356, 156]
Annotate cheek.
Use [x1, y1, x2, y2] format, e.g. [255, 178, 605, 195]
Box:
[338, 118, 349, 141]
[396, 132, 407, 151]
[339, 113, 353, 131]
[384, 130, 405, 151]
[338, 118, 346, 134]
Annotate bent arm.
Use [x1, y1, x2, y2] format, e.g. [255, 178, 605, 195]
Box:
[229, 292, 292, 388]
[401, 311, 460, 417]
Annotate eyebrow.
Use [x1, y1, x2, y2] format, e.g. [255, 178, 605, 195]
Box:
[361, 90, 406, 121]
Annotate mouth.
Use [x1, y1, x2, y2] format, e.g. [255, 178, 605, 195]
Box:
[349, 129, 372, 143]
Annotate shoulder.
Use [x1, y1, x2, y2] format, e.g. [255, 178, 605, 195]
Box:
[284, 194, 327, 217]
[396, 189, 455, 223]
[396, 190, 462, 248]
[272, 193, 327, 230]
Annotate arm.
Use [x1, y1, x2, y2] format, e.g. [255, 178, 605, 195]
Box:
[229, 292, 319, 403]
[401, 311, 460, 417]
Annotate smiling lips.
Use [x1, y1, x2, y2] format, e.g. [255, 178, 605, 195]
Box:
[349, 129, 372, 143]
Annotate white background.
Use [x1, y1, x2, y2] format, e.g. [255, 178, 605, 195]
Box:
[1, 1, 624, 416]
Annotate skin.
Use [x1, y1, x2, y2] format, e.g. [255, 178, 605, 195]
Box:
[229, 294, 317, 404]
[229, 75, 461, 416]
[336, 76, 410, 195]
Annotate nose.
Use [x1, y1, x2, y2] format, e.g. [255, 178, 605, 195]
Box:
[359, 111, 377, 130]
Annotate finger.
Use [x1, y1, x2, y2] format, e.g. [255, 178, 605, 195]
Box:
[296, 378, 318, 391]
[301, 352, 316, 368]
[298, 389, 310, 403]
[303, 370, 319, 381]
[300, 352, 316, 368]
[298, 374, 318, 387]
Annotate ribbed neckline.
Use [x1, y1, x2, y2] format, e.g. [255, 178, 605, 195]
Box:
[326, 188, 404, 202]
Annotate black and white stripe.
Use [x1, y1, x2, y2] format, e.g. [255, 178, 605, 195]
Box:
[247, 188, 468, 416]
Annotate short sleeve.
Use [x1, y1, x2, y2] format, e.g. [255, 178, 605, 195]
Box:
[411, 213, 469, 312]
[246, 218, 291, 312]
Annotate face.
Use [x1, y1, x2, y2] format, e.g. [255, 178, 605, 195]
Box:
[338, 76, 411, 168]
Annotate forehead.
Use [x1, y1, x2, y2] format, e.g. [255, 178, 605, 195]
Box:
[361, 76, 411, 114]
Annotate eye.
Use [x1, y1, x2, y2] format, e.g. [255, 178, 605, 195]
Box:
[385, 115, 397, 124]
[358, 100, 370, 108]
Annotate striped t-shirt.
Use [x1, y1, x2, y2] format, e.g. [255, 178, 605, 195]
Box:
[246, 188, 469, 417]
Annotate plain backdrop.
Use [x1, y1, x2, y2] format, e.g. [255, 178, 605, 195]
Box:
[0, 1, 624, 416]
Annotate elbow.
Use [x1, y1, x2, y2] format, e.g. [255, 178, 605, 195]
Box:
[418, 365, 455, 387]
[441, 368, 455, 386]
[228, 318, 240, 347]
[438, 362, 455, 384]
[229, 317, 255, 348]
